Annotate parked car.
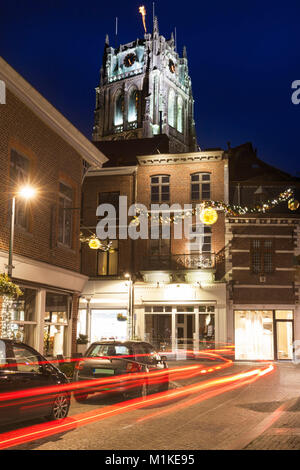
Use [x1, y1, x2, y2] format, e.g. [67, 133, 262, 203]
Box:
[73, 340, 169, 402]
[0, 338, 70, 426]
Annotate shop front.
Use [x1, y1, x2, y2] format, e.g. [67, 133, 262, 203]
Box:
[134, 281, 227, 355]
[0, 250, 88, 357]
[78, 279, 131, 345]
[234, 309, 294, 361]
[143, 304, 216, 353]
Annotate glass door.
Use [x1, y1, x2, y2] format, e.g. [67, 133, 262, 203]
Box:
[275, 311, 294, 360]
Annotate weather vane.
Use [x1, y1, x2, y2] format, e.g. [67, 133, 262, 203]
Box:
[139, 6, 147, 33]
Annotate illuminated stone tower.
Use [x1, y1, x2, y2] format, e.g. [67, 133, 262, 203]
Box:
[92, 17, 197, 153]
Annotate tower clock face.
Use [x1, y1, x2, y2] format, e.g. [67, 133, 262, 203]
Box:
[169, 59, 176, 73]
[124, 53, 136, 68]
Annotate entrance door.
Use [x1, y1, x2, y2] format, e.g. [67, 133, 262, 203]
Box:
[176, 314, 194, 351]
[275, 310, 294, 360]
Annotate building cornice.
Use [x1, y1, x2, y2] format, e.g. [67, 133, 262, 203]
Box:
[0, 56, 108, 167]
[137, 150, 225, 166]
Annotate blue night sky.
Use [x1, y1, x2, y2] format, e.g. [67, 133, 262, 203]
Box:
[1, 0, 299, 175]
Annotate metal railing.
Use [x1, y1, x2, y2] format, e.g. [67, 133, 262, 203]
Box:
[141, 252, 215, 271]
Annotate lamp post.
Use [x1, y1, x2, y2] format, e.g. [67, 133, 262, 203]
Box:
[6, 185, 36, 277]
[124, 273, 134, 339]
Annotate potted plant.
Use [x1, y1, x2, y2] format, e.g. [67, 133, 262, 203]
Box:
[0, 274, 22, 339]
[117, 313, 127, 322]
[76, 334, 89, 355]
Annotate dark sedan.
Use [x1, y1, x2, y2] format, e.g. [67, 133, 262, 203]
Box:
[0, 338, 70, 426]
[73, 340, 169, 402]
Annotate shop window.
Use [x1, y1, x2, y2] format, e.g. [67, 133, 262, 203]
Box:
[251, 239, 274, 274]
[58, 181, 73, 247]
[1, 288, 37, 346]
[0, 340, 5, 365]
[90, 309, 128, 343]
[176, 306, 195, 312]
[235, 310, 274, 360]
[199, 313, 215, 349]
[275, 310, 293, 320]
[191, 173, 211, 201]
[144, 314, 172, 351]
[44, 293, 70, 357]
[77, 309, 87, 337]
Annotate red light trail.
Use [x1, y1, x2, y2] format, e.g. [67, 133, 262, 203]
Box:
[0, 360, 274, 450]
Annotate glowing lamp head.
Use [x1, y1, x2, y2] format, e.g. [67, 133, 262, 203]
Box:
[88, 237, 101, 250]
[199, 208, 218, 225]
[124, 273, 131, 279]
[18, 185, 36, 200]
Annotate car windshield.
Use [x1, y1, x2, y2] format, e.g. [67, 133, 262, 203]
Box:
[87, 344, 130, 358]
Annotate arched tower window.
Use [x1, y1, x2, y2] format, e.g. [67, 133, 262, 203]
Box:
[168, 89, 176, 128]
[177, 96, 183, 133]
[114, 91, 124, 126]
[128, 89, 139, 123]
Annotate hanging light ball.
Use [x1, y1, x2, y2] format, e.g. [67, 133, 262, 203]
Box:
[199, 208, 218, 225]
[88, 237, 101, 250]
[288, 198, 300, 211]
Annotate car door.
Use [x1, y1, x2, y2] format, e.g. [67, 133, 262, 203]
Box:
[10, 343, 59, 421]
[0, 340, 19, 425]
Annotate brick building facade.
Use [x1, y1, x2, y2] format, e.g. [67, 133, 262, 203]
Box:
[0, 57, 107, 357]
[79, 149, 228, 354]
[225, 143, 300, 360]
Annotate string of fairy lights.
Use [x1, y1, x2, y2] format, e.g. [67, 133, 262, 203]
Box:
[81, 188, 299, 250]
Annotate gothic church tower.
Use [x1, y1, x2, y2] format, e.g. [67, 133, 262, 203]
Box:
[92, 17, 197, 153]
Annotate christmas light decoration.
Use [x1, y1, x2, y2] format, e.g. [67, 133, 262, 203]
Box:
[133, 188, 296, 224]
[199, 208, 218, 225]
[88, 237, 101, 250]
[288, 198, 300, 211]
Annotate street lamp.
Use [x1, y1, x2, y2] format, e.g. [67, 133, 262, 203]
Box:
[6, 185, 37, 277]
[124, 273, 134, 339]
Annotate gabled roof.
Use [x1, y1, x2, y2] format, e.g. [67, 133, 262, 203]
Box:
[0, 56, 108, 167]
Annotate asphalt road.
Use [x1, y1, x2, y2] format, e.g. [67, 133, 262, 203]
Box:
[1, 360, 300, 450]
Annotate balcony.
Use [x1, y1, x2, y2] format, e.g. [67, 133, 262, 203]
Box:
[140, 252, 215, 271]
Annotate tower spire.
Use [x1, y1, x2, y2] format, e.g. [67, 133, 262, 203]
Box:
[153, 15, 159, 36]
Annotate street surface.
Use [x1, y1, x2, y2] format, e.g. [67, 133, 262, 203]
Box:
[1, 360, 300, 450]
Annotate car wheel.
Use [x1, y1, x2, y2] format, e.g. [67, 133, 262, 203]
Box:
[48, 394, 70, 420]
[74, 392, 89, 403]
